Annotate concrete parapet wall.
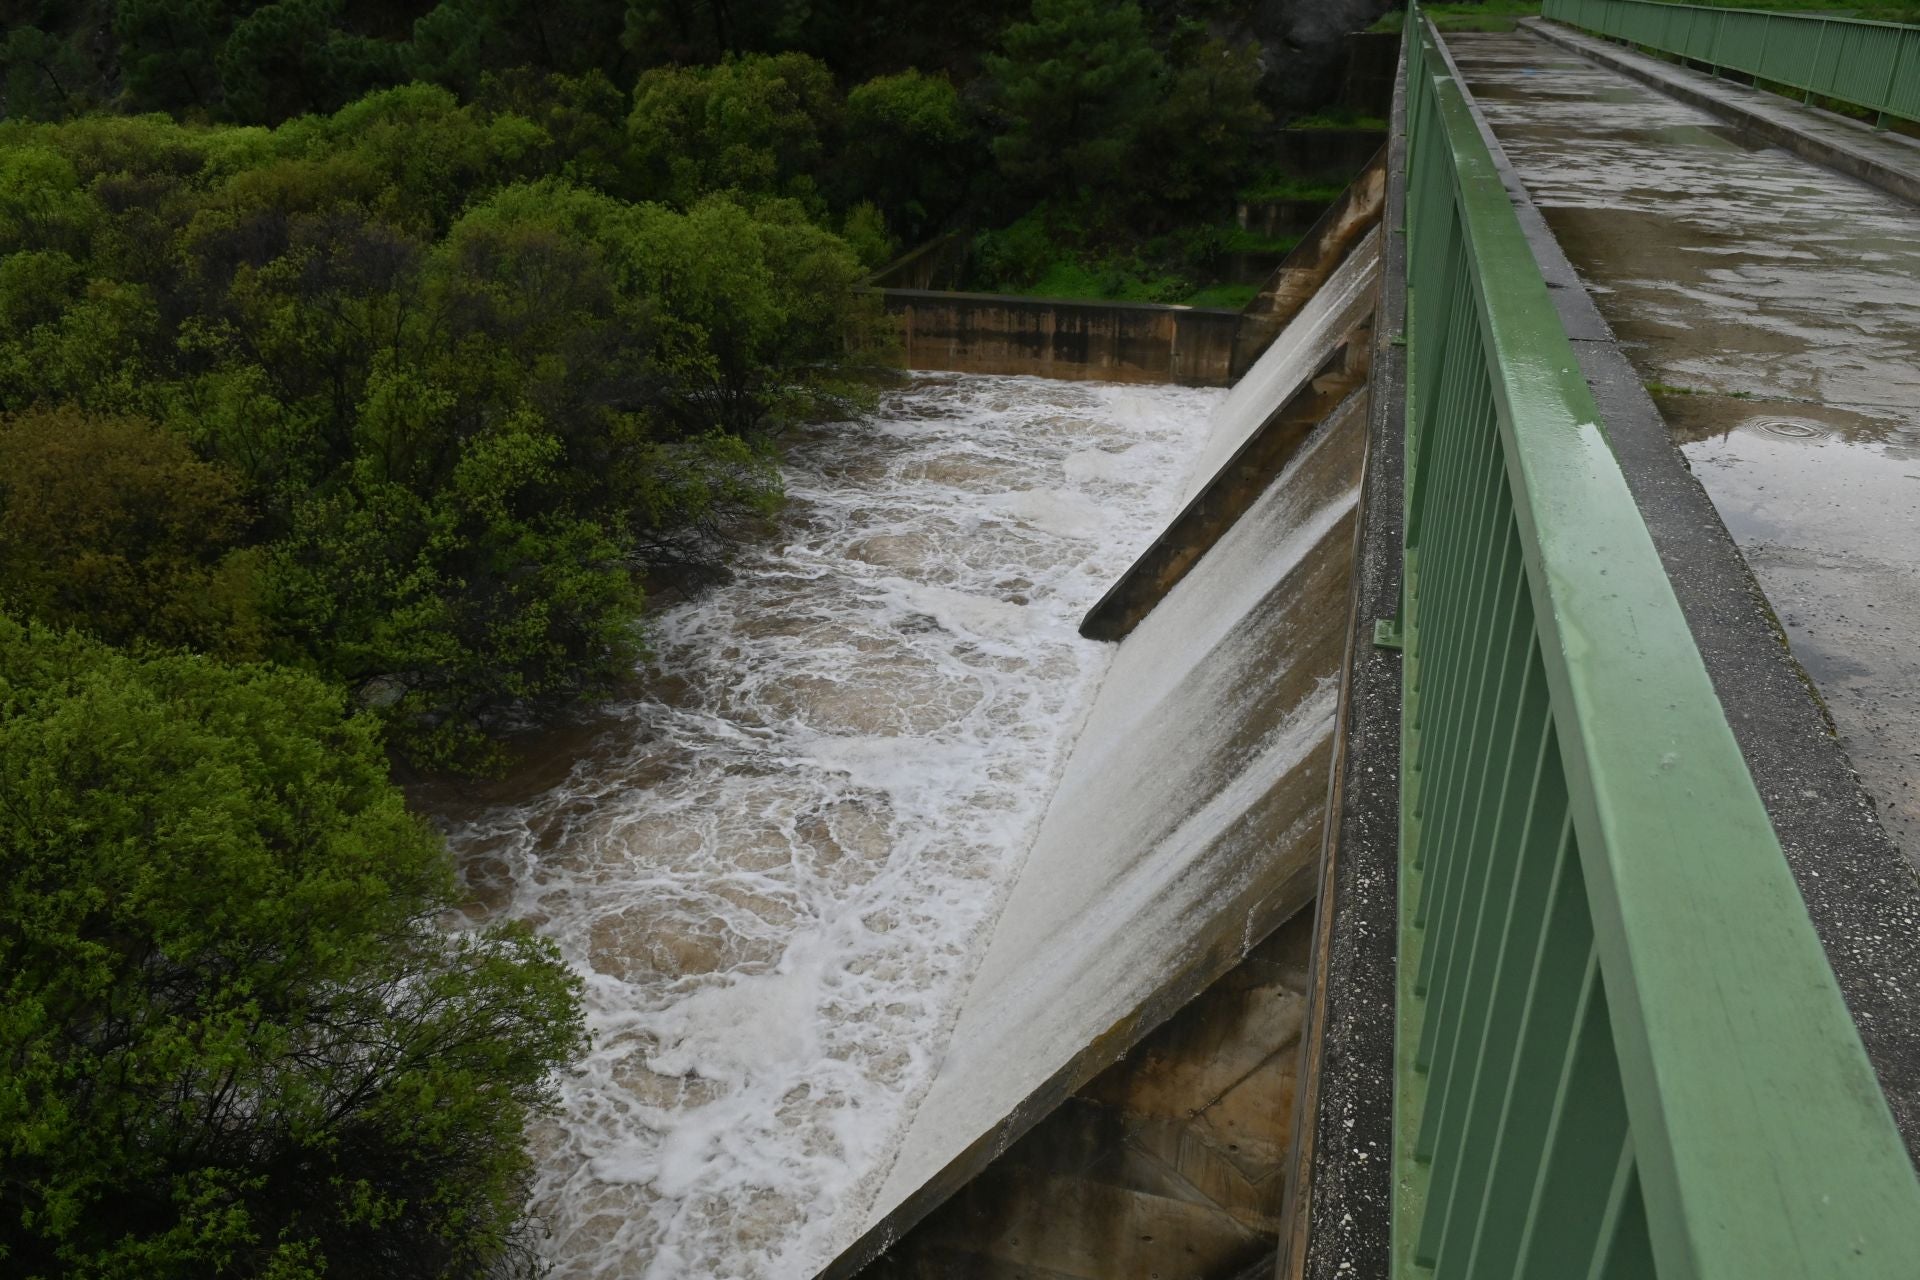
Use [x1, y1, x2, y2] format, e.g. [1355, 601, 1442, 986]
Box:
[1521, 18, 1920, 208]
[880, 289, 1245, 387]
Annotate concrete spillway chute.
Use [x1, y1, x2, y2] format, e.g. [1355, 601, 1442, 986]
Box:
[822, 223, 1385, 1279]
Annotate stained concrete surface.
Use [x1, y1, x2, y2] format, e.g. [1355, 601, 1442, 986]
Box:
[1447, 31, 1920, 869]
[866, 913, 1314, 1280]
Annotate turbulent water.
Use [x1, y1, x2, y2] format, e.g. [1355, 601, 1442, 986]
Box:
[864, 381, 1369, 1245]
[432, 374, 1219, 1279]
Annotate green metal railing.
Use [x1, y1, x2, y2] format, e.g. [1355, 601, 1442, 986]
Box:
[1390, 10, 1920, 1278]
[1542, 0, 1920, 125]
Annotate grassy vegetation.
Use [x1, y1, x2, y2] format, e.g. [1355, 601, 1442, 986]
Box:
[975, 223, 1303, 307]
[967, 210, 1313, 310]
[1017, 259, 1191, 302]
[1238, 173, 1348, 203]
[1001, 270, 1268, 310]
[1184, 283, 1264, 308]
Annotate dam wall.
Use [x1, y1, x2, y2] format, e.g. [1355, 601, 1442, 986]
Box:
[879, 290, 1245, 387]
[827, 232, 1381, 1277]
[869, 155, 1384, 392]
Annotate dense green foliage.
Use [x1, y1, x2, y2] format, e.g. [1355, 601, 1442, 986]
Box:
[0, 618, 587, 1278]
[3, 0, 1039, 123]
[3, 1, 1306, 305]
[0, 83, 885, 767]
[0, 407, 259, 654]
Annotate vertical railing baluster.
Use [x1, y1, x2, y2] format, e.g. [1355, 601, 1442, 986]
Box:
[1510, 957, 1631, 1280]
[1425, 639, 1561, 1276]
[1407, 260, 1487, 886]
[1589, 1164, 1656, 1280]
[1450, 808, 1583, 1279]
[1411, 362, 1502, 943]
[1415, 502, 1525, 1080]
[1414, 543, 1534, 1200]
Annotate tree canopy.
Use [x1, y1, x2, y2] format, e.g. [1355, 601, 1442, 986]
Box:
[0, 90, 883, 768]
[0, 617, 587, 1278]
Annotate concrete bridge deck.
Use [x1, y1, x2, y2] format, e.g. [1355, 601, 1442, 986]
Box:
[1449, 28, 1920, 869]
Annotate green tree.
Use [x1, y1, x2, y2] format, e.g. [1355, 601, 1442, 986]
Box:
[621, 0, 811, 64]
[626, 52, 839, 209]
[264, 409, 648, 772]
[0, 248, 83, 334]
[279, 82, 546, 233]
[217, 0, 404, 124]
[410, 0, 629, 94]
[114, 0, 233, 113]
[613, 193, 885, 434]
[476, 68, 643, 198]
[0, 407, 263, 656]
[841, 69, 976, 243]
[0, 617, 588, 1278]
[1135, 33, 1270, 218]
[0, 25, 90, 122]
[0, 143, 98, 259]
[984, 0, 1165, 197]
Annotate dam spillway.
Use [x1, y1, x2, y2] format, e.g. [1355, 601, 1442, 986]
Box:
[836, 233, 1378, 1272]
[431, 376, 1222, 1277]
[432, 228, 1380, 1278]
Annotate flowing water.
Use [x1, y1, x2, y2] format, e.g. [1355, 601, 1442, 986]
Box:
[865, 385, 1369, 1246]
[427, 374, 1221, 1279]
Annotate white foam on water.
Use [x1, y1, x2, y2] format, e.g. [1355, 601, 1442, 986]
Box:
[437, 373, 1219, 1280]
[865, 404, 1365, 1224]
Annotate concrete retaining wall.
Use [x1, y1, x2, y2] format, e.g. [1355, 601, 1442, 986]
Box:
[880, 290, 1246, 387]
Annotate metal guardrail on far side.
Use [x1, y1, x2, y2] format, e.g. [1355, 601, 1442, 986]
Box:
[1542, 0, 1920, 126]
[1389, 7, 1920, 1278]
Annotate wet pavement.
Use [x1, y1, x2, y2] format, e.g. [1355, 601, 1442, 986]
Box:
[1519, 17, 1920, 206]
[1448, 32, 1920, 867]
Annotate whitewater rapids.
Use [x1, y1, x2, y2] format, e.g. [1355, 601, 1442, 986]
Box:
[432, 374, 1221, 1278]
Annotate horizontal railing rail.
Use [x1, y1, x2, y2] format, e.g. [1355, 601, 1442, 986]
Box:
[1391, 7, 1920, 1278]
[1542, 0, 1920, 124]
